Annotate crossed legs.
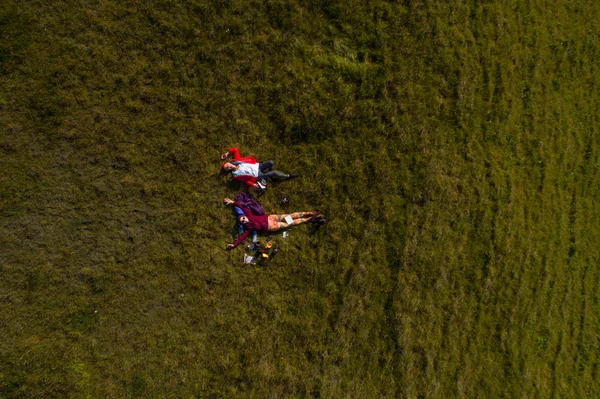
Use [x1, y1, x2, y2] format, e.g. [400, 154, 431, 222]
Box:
[268, 211, 317, 231]
[258, 160, 294, 180]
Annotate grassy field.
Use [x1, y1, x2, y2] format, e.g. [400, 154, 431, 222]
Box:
[1, 0, 599, 397]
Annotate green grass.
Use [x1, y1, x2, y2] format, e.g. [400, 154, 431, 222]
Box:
[1, 0, 599, 397]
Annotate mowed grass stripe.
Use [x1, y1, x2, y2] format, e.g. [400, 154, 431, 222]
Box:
[1, 0, 600, 396]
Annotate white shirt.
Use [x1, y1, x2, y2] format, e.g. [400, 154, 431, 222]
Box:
[232, 162, 259, 177]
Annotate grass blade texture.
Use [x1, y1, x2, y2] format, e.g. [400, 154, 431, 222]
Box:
[1, 0, 599, 397]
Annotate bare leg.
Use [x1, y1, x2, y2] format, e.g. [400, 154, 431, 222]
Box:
[268, 213, 316, 231]
[274, 218, 312, 230]
[290, 211, 316, 219]
[271, 212, 316, 221]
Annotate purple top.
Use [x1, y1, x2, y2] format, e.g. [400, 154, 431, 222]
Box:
[232, 201, 269, 247]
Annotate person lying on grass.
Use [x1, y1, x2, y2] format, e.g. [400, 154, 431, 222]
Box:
[223, 197, 325, 250]
[220, 147, 298, 189]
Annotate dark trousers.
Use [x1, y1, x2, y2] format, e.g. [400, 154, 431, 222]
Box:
[258, 161, 288, 179]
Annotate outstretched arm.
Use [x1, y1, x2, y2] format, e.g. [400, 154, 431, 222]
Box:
[224, 198, 250, 214]
[227, 229, 250, 250]
[221, 147, 243, 160]
[232, 201, 252, 215]
[228, 147, 242, 160]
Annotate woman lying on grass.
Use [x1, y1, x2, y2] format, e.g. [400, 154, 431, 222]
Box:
[221, 147, 298, 190]
[223, 197, 325, 250]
